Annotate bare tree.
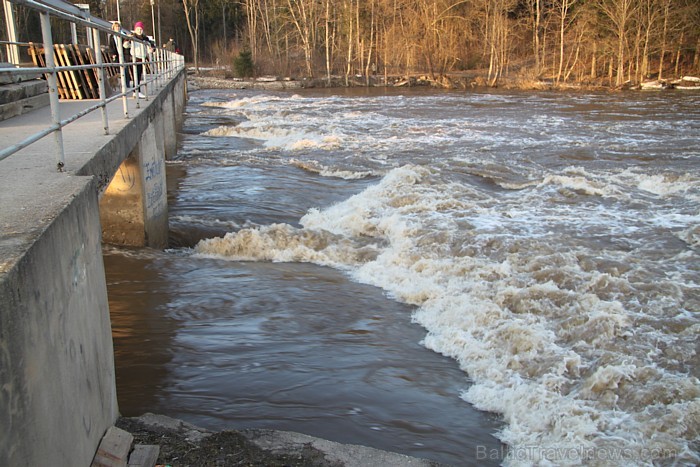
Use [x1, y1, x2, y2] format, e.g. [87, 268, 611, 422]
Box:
[555, 0, 578, 83]
[183, 0, 201, 72]
[324, 0, 334, 83]
[285, 0, 320, 77]
[477, 0, 516, 86]
[527, 0, 544, 73]
[597, 0, 639, 86]
[152, 0, 696, 86]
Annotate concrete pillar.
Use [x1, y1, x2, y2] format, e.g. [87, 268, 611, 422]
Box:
[162, 92, 177, 159]
[97, 71, 187, 248]
[174, 75, 186, 126]
[142, 113, 168, 248]
[99, 119, 168, 248]
[99, 153, 145, 246]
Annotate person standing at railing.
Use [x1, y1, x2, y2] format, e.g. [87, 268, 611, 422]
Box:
[164, 38, 181, 55]
[108, 21, 132, 89]
[129, 21, 155, 99]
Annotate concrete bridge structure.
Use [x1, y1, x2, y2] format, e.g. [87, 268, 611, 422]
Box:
[0, 67, 187, 466]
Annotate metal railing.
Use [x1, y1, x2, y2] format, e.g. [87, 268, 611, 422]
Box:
[0, 0, 185, 171]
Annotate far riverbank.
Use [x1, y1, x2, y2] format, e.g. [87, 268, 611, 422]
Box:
[186, 67, 700, 93]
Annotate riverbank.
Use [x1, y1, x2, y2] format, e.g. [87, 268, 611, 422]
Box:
[114, 413, 444, 466]
[187, 67, 700, 93]
[186, 67, 612, 92]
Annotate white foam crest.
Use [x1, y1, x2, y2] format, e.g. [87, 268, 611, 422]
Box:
[301, 165, 430, 238]
[498, 179, 540, 190]
[201, 95, 283, 109]
[170, 215, 242, 229]
[610, 168, 700, 201]
[678, 224, 700, 248]
[533, 165, 700, 205]
[201, 122, 341, 152]
[193, 223, 381, 267]
[288, 159, 376, 179]
[637, 173, 697, 196]
[461, 378, 690, 467]
[539, 173, 616, 198]
[201, 125, 238, 137]
[288, 135, 342, 151]
[580, 364, 637, 402]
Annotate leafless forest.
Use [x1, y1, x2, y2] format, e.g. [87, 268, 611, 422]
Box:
[9, 0, 700, 87]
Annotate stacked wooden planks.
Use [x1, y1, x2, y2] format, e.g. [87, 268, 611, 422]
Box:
[28, 43, 121, 99]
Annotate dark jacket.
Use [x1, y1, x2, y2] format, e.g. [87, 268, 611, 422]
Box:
[108, 30, 130, 62]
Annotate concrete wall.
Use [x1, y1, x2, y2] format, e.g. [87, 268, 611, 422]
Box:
[0, 70, 187, 465]
[0, 177, 118, 466]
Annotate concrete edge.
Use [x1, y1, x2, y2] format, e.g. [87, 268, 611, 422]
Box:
[0, 93, 50, 122]
[240, 428, 441, 467]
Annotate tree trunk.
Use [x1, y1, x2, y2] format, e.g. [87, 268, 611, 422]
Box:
[364, 0, 375, 86]
[183, 0, 200, 72]
[674, 32, 683, 76]
[325, 0, 332, 84]
[344, 0, 353, 85]
[658, 1, 669, 79]
[533, 0, 541, 73]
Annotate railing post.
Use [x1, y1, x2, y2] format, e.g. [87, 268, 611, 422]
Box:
[157, 48, 163, 89]
[154, 47, 159, 89]
[39, 11, 65, 172]
[91, 27, 109, 135]
[164, 50, 169, 81]
[161, 50, 167, 86]
[116, 34, 129, 118]
[2, 0, 20, 65]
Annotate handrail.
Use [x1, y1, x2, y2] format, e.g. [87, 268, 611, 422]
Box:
[0, 0, 185, 171]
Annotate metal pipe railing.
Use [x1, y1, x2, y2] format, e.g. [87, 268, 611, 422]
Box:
[0, 0, 185, 171]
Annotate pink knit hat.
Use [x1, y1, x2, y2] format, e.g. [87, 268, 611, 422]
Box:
[134, 21, 144, 29]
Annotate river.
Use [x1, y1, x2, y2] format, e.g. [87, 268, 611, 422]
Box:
[105, 87, 699, 466]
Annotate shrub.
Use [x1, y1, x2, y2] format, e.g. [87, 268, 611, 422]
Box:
[233, 50, 254, 78]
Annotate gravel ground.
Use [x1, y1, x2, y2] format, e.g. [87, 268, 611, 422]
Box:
[115, 414, 442, 467]
[116, 416, 342, 467]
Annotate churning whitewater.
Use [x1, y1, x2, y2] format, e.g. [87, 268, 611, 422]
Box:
[182, 88, 700, 465]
